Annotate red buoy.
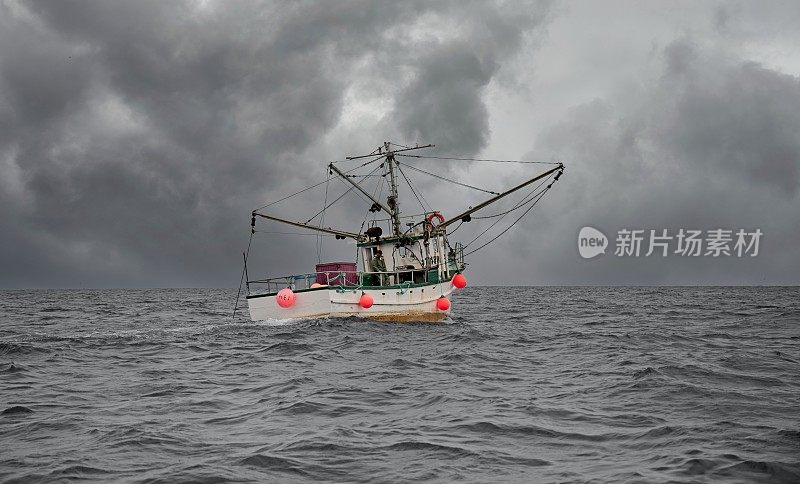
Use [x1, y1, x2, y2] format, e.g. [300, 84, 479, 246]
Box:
[359, 293, 374, 309]
[452, 273, 467, 289]
[436, 297, 450, 311]
[276, 288, 295, 308]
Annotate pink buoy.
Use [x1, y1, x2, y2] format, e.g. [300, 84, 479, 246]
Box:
[310, 283, 324, 288]
[436, 297, 450, 311]
[452, 273, 467, 289]
[359, 293, 374, 309]
[276, 288, 295, 308]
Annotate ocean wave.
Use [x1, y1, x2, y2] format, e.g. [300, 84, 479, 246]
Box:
[2, 405, 34, 415]
[1, 287, 798, 482]
[0, 341, 49, 356]
[239, 453, 309, 476]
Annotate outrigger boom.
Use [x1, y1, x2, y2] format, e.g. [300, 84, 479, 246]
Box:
[440, 163, 564, 229]
[328, 163, 393, 218]
[251, 212, 361, 240]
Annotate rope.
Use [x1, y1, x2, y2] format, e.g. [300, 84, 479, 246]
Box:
[464, 188, 550, 256]
[360, 165, 386, 231]
[335, 174, 387, 207]
[397, 161, 499, 195]
[396, 154, 559, 165]
[304, 163, 382, 223]
[397, 166, 433, 212]
[463, 175, 552, 249]
[254, 155, 382, 211]
[305, 183, 355, 224]
[472, 177, 551, 219]
[232, 230, 254, 320]
[253, 179, 330, 212]
[356, 166, 386, 265]
[463, 180, 555, 257]
[448, 220, 464, 235]
[317, 169, 330, 263]
[396, 163, 429, 213]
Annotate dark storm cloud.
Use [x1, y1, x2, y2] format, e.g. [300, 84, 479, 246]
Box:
[475, 38, 800, 285]
[0, 0, 550, 287]
[395, 44, 494, 155]
[394, 3, 547, 154]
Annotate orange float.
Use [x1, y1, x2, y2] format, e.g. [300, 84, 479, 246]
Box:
[359, 293, 374, 309]
[452, 273, 467, 289]
[276, 288, 295, 308]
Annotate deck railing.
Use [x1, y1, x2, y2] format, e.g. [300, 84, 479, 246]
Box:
[247, 267, 441, 296]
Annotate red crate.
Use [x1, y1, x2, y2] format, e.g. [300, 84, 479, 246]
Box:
[315, 262, 358, 286]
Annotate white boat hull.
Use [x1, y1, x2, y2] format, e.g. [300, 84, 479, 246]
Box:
[247, 282, 454, 322]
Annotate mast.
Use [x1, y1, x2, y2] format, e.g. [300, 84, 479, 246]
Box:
[346, 142, 434, 239]
[385, 142, 402, 237]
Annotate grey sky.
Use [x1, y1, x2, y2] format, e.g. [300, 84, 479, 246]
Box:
[0, 0, 798, 287]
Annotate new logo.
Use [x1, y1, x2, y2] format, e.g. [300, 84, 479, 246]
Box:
[578, 226, 608, 259]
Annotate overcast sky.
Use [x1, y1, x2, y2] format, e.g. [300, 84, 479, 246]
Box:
[1, 0, 798, 288]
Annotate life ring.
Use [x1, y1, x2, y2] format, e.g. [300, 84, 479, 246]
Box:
[426, 212, 445, 228]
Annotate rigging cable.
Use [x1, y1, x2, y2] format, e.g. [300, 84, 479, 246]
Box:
[447, 220, 465, 236]
[254, 155, 383, 211]
[463, 187, 551, 257]
[304, 162, 383, 224]
[396, 162, 429, 214]
[254, 178, 329, 212]
[472, 175, 552, 220]
[463, 177, 550, 249]
[334, 172, 390, 208]
[359, 163, 386, 232]
[316, 168, 331, 263]
[462, 174, 557, 257]
[232, 229, 254, 320]
[464, 178, 545, 248]
[397, 166, 433, 213]
[356, 164, 387, 266]
[397, 161, 499, 195]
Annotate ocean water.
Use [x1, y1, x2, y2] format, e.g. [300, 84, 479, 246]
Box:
[1, 287, 799, 483]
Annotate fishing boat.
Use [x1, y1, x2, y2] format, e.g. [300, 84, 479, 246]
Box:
[236, 142, 563, 322]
